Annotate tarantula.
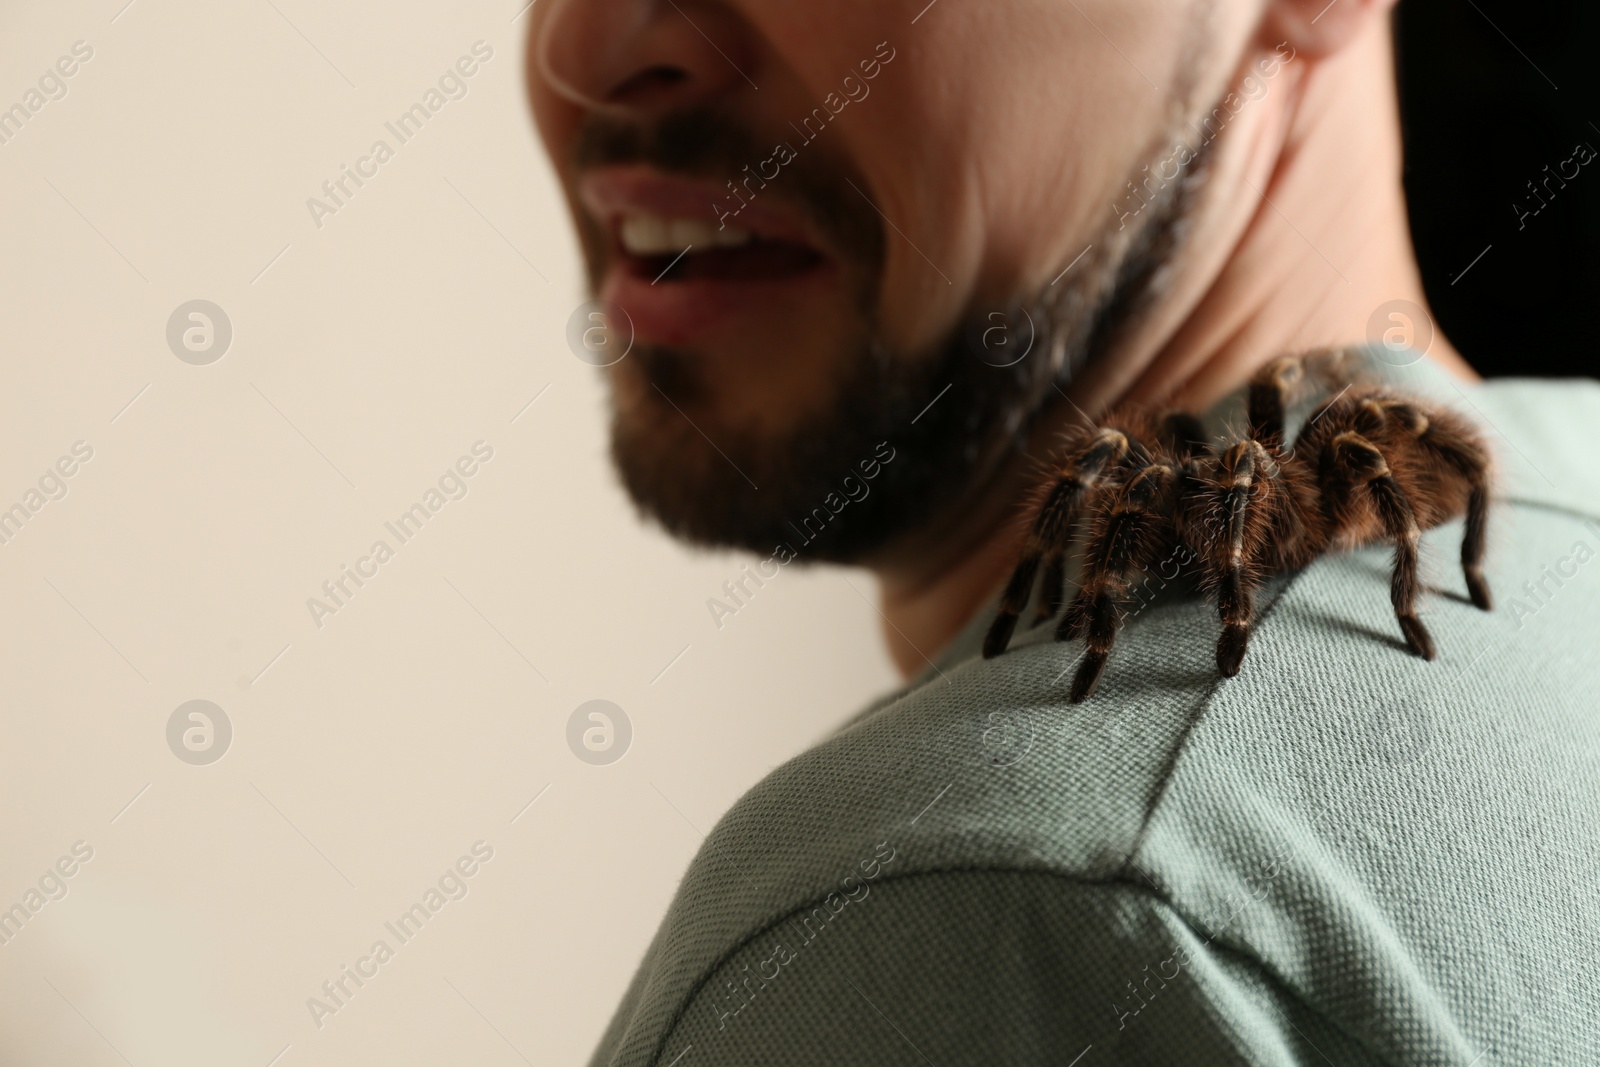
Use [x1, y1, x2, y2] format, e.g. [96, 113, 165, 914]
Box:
[983, 350, 1494, 702]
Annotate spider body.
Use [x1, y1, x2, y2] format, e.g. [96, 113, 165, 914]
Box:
[984, 351, 1494, 702]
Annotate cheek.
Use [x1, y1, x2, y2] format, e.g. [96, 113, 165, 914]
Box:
[828, 0, 1193, 338]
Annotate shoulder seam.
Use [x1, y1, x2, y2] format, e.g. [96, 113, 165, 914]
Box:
[1121, 567, 1307, 871]
[646, 863, 1395, 1067]
[640, 864, 1136, 1065]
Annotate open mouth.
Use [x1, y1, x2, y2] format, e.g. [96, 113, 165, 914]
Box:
[578, 166, 840, 343]
[615, 212, 827, 283]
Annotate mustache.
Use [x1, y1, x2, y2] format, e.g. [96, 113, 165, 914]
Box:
[574, 107, 763, 174]
[571, 108, 885, 273]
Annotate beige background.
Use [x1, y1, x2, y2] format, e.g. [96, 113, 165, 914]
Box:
[0, 1, 899, 1063]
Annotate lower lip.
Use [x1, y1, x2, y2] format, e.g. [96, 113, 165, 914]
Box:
[599, 251, 836, 347]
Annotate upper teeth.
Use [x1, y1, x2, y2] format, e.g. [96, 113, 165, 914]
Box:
[619, 214, 751, 255]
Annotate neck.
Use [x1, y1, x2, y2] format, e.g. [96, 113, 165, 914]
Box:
[870, 18, 1478, 681]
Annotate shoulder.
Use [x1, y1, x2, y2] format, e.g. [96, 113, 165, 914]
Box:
[596, 372, 1600, 1065]
[585, 605, 1223, 1064]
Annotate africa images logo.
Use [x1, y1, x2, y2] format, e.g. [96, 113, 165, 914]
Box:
[710, 41, 897, 230]
[304, 41, 494, 230]
[305, 841, 495, 1029]
[704, 442, 897, 630]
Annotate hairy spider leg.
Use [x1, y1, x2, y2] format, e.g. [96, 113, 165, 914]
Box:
[1065, 462, 1180, 703]
[1029, 411, 1212, 631]
[1157, 410, 1212, 460]
[1204, 440, 1289, 677]
[1330, 430, 1437, 660]
[982, 428, 1132, 659]
[1246, 354, 1308, 446]
[1371, 398, 1495, 612]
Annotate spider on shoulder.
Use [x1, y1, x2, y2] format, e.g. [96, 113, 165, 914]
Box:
[982, 349, 1495, 703]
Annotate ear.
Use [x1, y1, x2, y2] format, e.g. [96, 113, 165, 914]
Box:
[1260, 0, 1398, 58]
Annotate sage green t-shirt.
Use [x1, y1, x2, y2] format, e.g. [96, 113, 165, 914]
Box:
[588, 350, 1600, 1066]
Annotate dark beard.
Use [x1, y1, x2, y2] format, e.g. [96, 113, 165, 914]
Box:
[591, 113, 1215, 565]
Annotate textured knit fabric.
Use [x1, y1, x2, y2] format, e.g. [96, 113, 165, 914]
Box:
[588, 349, 1600, 1066]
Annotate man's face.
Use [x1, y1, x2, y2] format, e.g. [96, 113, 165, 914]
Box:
[528, 0, 1244, 560]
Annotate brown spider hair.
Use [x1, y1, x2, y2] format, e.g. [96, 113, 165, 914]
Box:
[984, 350, 1494, 702]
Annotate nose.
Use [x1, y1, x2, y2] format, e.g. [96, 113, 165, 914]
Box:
[536, 0, 755, 114]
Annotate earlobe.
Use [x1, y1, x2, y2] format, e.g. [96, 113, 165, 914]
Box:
[1260, 0, 1397, 58]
